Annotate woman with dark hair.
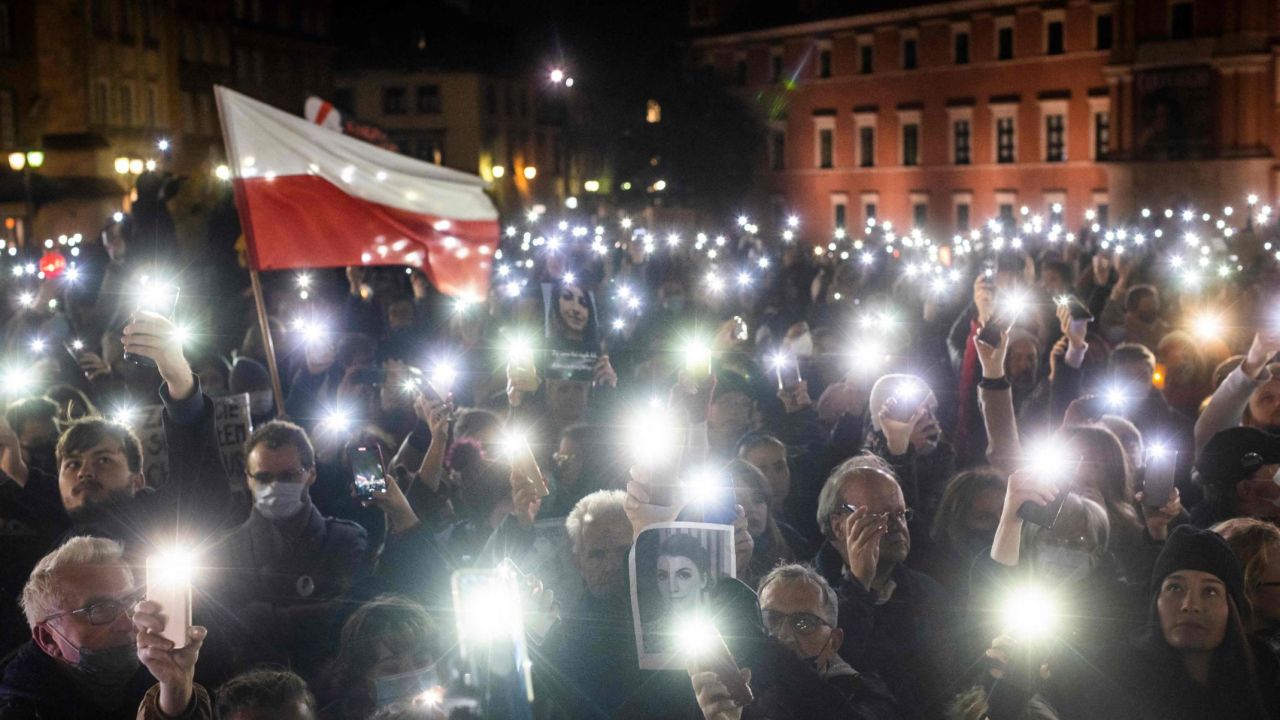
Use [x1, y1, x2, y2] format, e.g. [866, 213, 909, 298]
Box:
[541, 422, 623, 518]
[980, 526, 1274, 720]
[1060, 425, 1150, 583]
[547, 279, 597, 346]
[727, 459, 804, 587]
[314, 594, 442, 719]
[656, 532, 712, 617]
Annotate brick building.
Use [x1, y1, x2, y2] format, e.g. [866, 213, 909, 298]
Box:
[691, 0, 1278, 237]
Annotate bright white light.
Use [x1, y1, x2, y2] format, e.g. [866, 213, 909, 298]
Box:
[322, 409, 352, 433]
[17, 292, 33, 308]
[172, 325, 192, 346]
[675, 615, 719, 657]
[1105, 386, 1127, 409]
[112, 404, 138, 425]
[65, 266, 80, 282]
[1001, 586, 1059, 640]
[214, 164, 231, 181]
[549, 68, 566, 84]
[156, 139, 170, 152]
[1148, 442, 1169, 460]
[430, 362, 457, 393]
[29, 338, 44, 353]
[1193, 314, 1223, 340]
[295, 273, 311, 289]
[736, 271, 752, 287]
[1024, 437, 1074, 482]
[147, 549, 195, 587]
[505, 334, 534, 365]
[786, 215, 799, 228]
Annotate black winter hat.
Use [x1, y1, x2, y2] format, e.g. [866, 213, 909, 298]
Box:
[1150, 525, 1247, 615]
[1195, 426, 1280, 494]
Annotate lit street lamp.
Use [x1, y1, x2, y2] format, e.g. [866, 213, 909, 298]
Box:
[8, 150, 44, 248]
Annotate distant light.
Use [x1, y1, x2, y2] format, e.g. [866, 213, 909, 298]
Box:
[584, 179, 600, 193]
[214, 164, 231, 181]
[523, 166, 537, 180]
[491, 165, 505, 179]
[652, 179, 667, 191]
[549, 68, 566, 84]
[156, 139, 170, 152]
[566, 196, 578, 209]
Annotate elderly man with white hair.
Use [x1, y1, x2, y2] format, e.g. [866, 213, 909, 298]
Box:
[813, 458, 954, 719]
[0, 536, 210, 719]
[860, 373, 956, 529]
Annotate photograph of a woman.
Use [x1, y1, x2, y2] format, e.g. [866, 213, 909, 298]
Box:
[629, 522, 735, 669]
[541, 279, 601, 380]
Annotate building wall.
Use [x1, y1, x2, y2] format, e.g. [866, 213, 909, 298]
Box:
[693, 0, 1280, 236]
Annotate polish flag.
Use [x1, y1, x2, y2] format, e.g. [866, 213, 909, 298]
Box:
[215, 86, 498, 298]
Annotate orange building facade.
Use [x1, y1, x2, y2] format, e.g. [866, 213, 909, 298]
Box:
[691, 0, 1278, 237]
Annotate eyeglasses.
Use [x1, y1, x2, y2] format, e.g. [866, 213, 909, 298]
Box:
[762, 610, 832, 637]
[834, 504, 914, 524]
[44, 587, 145, 626]
[248, 467, 308, 484]
[552, 452, 577, 467]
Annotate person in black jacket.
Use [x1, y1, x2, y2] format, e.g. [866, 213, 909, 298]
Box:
[43, 311, 233, 561]
[0, 536, 209, 720]
[813, 459, 955, 719]
[689, 562, 898, 720]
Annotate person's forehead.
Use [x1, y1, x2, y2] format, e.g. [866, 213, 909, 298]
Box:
[20, 419, 58, 439]
[247, 443, 303, 470]
[582, 515, 631, 546]
[761, 578, 822, 613]
[746, 443, 785, 462]
[60, 563, 132, 609]
[840, 474, 902, 504]
[64, 437, 127, 460]
[658, 554, 695, 568]
[1165, 569, 1225, 587]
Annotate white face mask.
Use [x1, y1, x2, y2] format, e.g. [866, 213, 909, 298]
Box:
[785, 331, 814, 358]
[254, 481, 308, 520]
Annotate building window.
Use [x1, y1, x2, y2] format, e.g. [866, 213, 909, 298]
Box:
[771, 50, 783, 82]
[0, 4, 11, 54]
[144, 84, 157, 126]
[865, 202, 878, 221]
[1171, 1, 1193, 39]
[953, 119, 971, 165]
[646, 99, 662, 123]
[996, 116, 1016, 163]
[902, 123, 919, 166]
[997, 25, 1014, 60]
[118, 0, 135, 41]
[913, 201, 928, 228]
[1096, 13, 1114, 50]
[1097, 203, 1110, 225]
[818, 128, 834, 168]
[818, 48, 831, 78]
[956, 202, 970, 230]
[1045, 114, 1066, 161]
[834, 201, 847, 229]
[858, 125, 875, 167]
[859, 42, 873, 74]
[1094, 110, 1110, 158]
[93, 0, 112, 36]
[383, 86, 407, 115]
[770, 129, 785, 171]
[902, 38, 918, 70]
[118, 82, 134, 126]
[1046, 20, 1064, 55]
[954, 31, 970, 64]
[998, 203, 1015, 223]
[417, 85, 441, 114]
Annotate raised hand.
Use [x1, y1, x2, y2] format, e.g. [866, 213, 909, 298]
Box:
[840, 506, 886, 590]
[133, 600, 206, 717]
[122, 311, 194, 400]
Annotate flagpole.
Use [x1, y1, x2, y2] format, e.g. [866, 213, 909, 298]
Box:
[249, 268, 288, 420]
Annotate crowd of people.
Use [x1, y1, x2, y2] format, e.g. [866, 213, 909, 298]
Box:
[1, 186, 1280, 720]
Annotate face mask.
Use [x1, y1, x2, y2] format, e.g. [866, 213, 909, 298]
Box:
[254, 481, 308, 520]
[1036, 545, 1093, 583]
[785, 332, 814, 358]
[374, 664, 437, 708]
[47, 622, 140, 708]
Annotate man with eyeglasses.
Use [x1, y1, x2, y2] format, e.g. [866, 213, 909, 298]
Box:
[688, 563, 897, 720]
[813, 460, 953, 719]
[209, 420, 368, 607]
[0, 536, 211, 719]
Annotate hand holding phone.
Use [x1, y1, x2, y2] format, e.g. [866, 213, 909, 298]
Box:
[1142, 445, 1177, 509]
[1016, 456, 1082, 529]
[124, 285, 180, 367]
[688, 625, 753, 708]
[350, 444, 387, 501]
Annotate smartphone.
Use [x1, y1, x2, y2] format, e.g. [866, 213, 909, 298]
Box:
[977, 308, 1017, 348]
[693, 625, 754, 707]
[1142, 446, 1177, 508]
[698, 473, 739, 525]
[63, 339, 85, 362]
[732, 316, 749, 343]
[1017, 457, 1082, 529]
[350, 444, 387, 501]
[350, 368, 388, 386]
[981, 258, 997, 279]
[450, 569, 535, 703]
[1054, 294, 1094, 323]
[125, 284, 180, 367]
[145, 553, 192, 649]
[884, 382, 925, 424]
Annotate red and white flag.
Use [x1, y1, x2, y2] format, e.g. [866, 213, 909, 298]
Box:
[215, 85, 498, 297]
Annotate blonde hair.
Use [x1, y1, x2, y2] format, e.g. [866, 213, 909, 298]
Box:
[1214, 517, 1280, 609]
[566, 489, 629, 554]
[20, 536, 131, 628]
